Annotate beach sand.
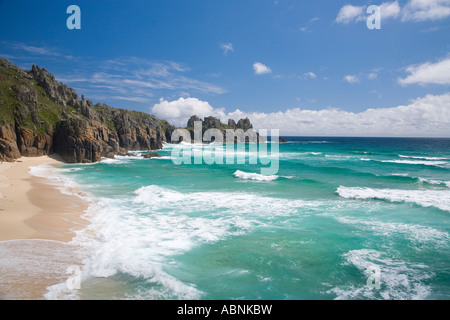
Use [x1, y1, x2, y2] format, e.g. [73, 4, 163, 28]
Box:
[0, 155, 89, 300]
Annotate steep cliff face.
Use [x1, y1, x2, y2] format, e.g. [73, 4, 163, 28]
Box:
[0, 58, 175, 163]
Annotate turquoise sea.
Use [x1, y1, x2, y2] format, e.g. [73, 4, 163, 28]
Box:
[32, 137, 450, 300]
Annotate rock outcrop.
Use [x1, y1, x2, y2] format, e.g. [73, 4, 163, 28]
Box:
[184, 115, 264, 143]
[0, 57, 176, 163]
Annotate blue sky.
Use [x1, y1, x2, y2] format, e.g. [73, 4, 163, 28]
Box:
[1, 0, 449, 136]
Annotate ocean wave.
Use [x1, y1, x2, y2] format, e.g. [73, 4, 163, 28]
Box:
[29, 164, 90, 200]
[133, 185, 321, 216]
[336, 186, 450, 212]
[416, 177, 450, 188]
[114, 155, 145, 161]
[70, 197, 206, 299]
[355, 157, 447, 167]
[386, 174, 450, 188]
[328, 249, 433, 300]
[399, 155, 447, 161]
[333, 216, 449, 247]
[233, 170, 278, 181]
[380, 159, 447, 167]
[292, 152, 322, 156]
[100, 158, 126, 164]
[66, 185, 324, 299]
[148, 156, 173, 160]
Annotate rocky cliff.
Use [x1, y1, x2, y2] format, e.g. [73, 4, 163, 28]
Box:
[0, 58, 175, 163]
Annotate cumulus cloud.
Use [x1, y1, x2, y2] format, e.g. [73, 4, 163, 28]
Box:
[402, 0, 450, 21]
[335, 4, 365, 23]
[151, 93, 450, 137]
[253, 62, 272, 75]
[380, 1, 401, 19]
[303, 72, 317, 79]
[398, 57, 450, 85]
[335, 1, 450, 24]
[344, 75, 360, 83]
[220, 43, 234, 55]
[151, 97, 227, 127]
[241, 93, 450, 137]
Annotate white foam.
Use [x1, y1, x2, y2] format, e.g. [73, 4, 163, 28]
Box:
[380, 159, 447, 167]
[417, 177, 450, 188]
[328, 249, 433, 300]
[390, 173, 409, 177]
[399, 155, 447, 161]
[114, 155, 145, 161]
[233, 170, 278, 182]
[0, 239, 86, 300]
[100, 158, 125, 164]
[334, 216, 450, 247]
[337, 186, 450, 212]
[29, 164, 90, 200]
[64, 185, 324, 299]
[67, 197, 206, 299]
[133, 185, 321, 217]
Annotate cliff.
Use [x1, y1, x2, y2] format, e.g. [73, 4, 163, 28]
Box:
[0, 58, 175, 163]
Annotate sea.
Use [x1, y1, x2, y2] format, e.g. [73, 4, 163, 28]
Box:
[30, 137, 450, 300]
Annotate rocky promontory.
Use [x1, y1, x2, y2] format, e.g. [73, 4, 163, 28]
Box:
[0, 58, 175, 163]
[184, 115, 287, 143]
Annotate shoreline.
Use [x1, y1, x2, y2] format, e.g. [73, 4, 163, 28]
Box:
[0, 155, 90, 299]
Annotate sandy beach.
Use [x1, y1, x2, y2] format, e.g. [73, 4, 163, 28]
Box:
[0, 155, 89, 299]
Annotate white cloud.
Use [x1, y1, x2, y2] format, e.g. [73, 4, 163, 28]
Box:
[380, 1, 401, 19]
[151, 97, 226, 127]
[344, 75, 360, 83]
[335, 4, 365, 24]
[220, 43, 234, 55]
[16, 44, 59, 56]
[54, 57, 225, 106]
[336, 1, 450, 24]
[111, 96, 151, 103]
[151, 93, 450, 137]
[398, 57, 450, 85]
[402, 0, 450, 21]
[303, 72, 317, 79]
[368, 72, 378, 80]
[300, 17, 320, 32]
[253, 62, 272, 75]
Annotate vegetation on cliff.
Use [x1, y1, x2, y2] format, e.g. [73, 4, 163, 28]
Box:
[0, 58, 175, 163]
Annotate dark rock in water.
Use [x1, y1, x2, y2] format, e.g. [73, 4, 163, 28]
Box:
[105, 152, 115, 159]
[0, 57, 177, 163]
[144, 152, 162, 158]
[184, 115, 263, 143]
[227, 119, 237, 129]
[187, 115, 202, 128]
[203, 116, 223, 130]
[279, 137, 288, 143]
[236, 117, 253, 131]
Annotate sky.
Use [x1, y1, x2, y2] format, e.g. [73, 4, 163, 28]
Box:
[1, 0, 449, 136]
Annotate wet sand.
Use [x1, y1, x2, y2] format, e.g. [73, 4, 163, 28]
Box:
[0, 155, 89, 299]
